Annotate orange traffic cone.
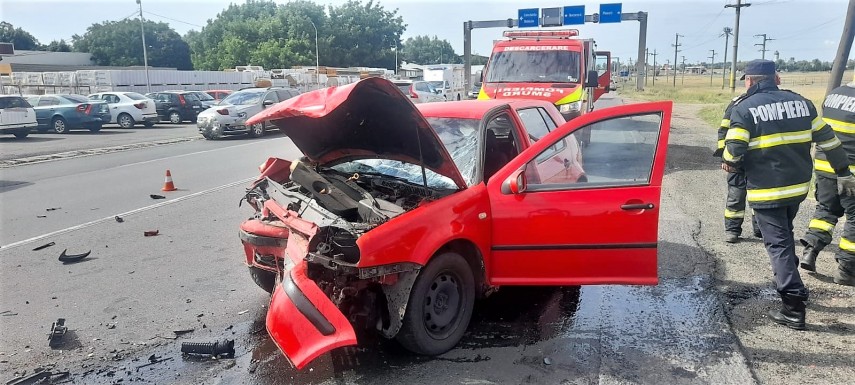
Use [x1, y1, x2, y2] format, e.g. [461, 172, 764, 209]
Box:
[161, 170, 177, 191]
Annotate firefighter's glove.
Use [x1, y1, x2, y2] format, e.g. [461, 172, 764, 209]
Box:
[838, 175, 855, 196]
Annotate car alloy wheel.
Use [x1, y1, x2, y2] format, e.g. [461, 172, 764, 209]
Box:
[249, 123, 265, 138]
[169, 111, 181, 124]
[118, 113, 135, 129]
[53, 117, 68, 134]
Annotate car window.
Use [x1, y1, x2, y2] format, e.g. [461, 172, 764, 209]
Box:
[427, 117, 480, 186]
[62, 95, 88, 103]
[525, 112, 662, 188]
[38, 97, 60, 106]
[194, 92, 214, 101]
[221, 90, 264, 105]
[263, 91, 279, 104]
[276, 89, 297, 101]
[183, 93, 200, 102]
[394, 83, 411, 94]
[5, 97, 30, 108]
[516, 108, 551, 140]
[415, 82, 429, 92]
[88, 95, 100, 101]
[538, 108, 558, 130]
[26, 97, 40, 106]
[125, 92, 147, 101]
[103, 94, 119, 103]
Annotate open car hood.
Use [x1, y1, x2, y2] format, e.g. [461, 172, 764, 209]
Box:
[246, 77, 467, 189]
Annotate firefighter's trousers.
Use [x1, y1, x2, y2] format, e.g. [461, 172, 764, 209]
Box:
[801, 175, 855, 274]
[725, 171, 760, 236]
[755, 204, 809, 298]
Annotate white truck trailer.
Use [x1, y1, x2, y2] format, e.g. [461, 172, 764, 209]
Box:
[423, 64, 465, 101]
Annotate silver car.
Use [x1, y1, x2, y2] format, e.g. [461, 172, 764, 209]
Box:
[196, 87, 301, 139]
[392, 80, 445, 104]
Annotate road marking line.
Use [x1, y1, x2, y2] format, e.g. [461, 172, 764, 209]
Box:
[0, 177, 254, 250]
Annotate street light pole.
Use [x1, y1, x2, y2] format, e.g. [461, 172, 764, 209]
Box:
[308, 20, 319, 90]
[136, 0, 150, 93]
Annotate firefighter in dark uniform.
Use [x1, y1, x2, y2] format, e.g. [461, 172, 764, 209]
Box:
[715, 99, 761, 243]
[722, 60, 855, 330]
[799, 72, 855, 286]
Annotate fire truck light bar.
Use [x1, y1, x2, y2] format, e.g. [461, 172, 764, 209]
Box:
[503, 30, 579, 38]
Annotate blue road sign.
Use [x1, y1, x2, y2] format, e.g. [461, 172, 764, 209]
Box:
[599, 3, 622, 23]
[562, 5, 585, 25]
[518, 8, 539, 28]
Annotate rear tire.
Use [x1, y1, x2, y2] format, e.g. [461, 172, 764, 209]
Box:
[118, 113, 135, 129]
[168, 111, 182, 124]
[396, 252, 474, 355]
[249, 267, 276, 293]
[52, 117, 69, 134]
[143, 121, 155, 128]
[13, 131, 29, 138]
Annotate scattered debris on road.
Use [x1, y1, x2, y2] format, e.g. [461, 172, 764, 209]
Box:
[32, 242, 55, 251]
[48, 318, 67, 348]
[173, 328, 194, 336]
[1, 310, 18, 316]
[114, 216, 124, 223]
[5, 366, 70, 385]
[58, 249, 91, 264]
[180, 339, 235, 358]
[45, 207, 61, 211]
[543, 357, 552, 365]
[135, 355, 173, 371]
[143, 230, 159, 237]
[36, 215, 46, 218]
[237, 310, 249, 315]
[149, 194, 166, 200]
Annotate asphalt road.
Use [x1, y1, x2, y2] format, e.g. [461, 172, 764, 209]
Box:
[0, 94, 850, 385]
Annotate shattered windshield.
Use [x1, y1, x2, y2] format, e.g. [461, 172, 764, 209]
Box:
[332, 117, 480, 189]
[486, 50, 581, 83]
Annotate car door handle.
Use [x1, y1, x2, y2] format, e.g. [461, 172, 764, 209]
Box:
[621, 203, 655, 210]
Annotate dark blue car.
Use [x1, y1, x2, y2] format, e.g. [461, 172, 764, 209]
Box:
[26, 94, 111, 133]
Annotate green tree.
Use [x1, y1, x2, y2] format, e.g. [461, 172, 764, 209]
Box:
[44, 39, 72, 52]
[0, 21, 41, 50]
[401, 35, 460, 65]
[325, 0, 406, 68]
[72, 19, 192, 70]
[187, 0, 324, 70]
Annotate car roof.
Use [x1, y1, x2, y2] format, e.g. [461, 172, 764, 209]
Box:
[416, 99, 556, 120]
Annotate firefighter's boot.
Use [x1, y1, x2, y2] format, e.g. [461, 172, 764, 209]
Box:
[800, 245, 819, 272]
[768, 293, 807, 330]
[833, 268, 855, 287]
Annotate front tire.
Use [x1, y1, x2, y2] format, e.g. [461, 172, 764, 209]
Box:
[118, 113, 135, 129]
[143, 121, 155, 128]
[396, 252, 474, 355]
[168, 111, 182, 124]
[52, 117, 69, 134]
[249, 267, 276, 293]
[88, 124, 102, 133]
[248, 122, 265, 138]
[13, 130, 29, 138]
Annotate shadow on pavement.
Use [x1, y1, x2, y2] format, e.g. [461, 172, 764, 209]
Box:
[665, 143, 722, 174]
[0, 136, 64, 143]
[0, 180, 34, 193]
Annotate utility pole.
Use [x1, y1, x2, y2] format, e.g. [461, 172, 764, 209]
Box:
[827, 0, 855, 93]
[672, 33, 682, 86]
[652, 49, 658, 86]
[645, 48, 650, 86]
[725, 0, 751, 92]
[709, 50, 717, 86]
[681, 55, 687, 85]
[136, 0, 150, 93]
[665, 59, 670, 84]
[754, 33, 774, 59]
[721, 26, 732, 89]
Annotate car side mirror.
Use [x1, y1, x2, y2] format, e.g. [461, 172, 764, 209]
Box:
[585, 70, 599, 88]
[263, 100, 275, 107]
[502, 169, 527, 194]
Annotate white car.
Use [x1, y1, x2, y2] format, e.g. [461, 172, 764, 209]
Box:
[392, 80, 445, 104]
[196, 87, 301, 139]
[0, 95, 38, 138]
[87, 92, 158, 128]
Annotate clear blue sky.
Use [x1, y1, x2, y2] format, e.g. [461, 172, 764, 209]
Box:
[0, 0, 849, 65]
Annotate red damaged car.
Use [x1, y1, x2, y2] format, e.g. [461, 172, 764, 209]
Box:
[239, 77, 671, 369]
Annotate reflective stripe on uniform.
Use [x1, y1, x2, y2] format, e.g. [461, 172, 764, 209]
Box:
[747, 129, 812, 150]
[825, 117, 855, 134]
[725, 128, 750, 142]
[717, 139, 725, 149]
[814, 159, 855, 174]
[811, 116, 826, 132]
[724, 209, 745, 218]
[816, 136, 843, 151]
[723, 148, 740, 162]
[720, 119, 731, 128]
[840, 237, 855, 252]
[808, 218, 835, 233]
[746, 181, 810, 202]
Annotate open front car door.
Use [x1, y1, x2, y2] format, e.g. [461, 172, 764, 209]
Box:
[487, 101, 672, 285]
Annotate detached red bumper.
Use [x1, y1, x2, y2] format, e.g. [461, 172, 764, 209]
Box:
[267, 260, 357, 369]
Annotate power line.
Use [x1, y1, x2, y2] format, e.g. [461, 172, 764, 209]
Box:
[776, 16, 845, 40]
[143, 11, 205, 28]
